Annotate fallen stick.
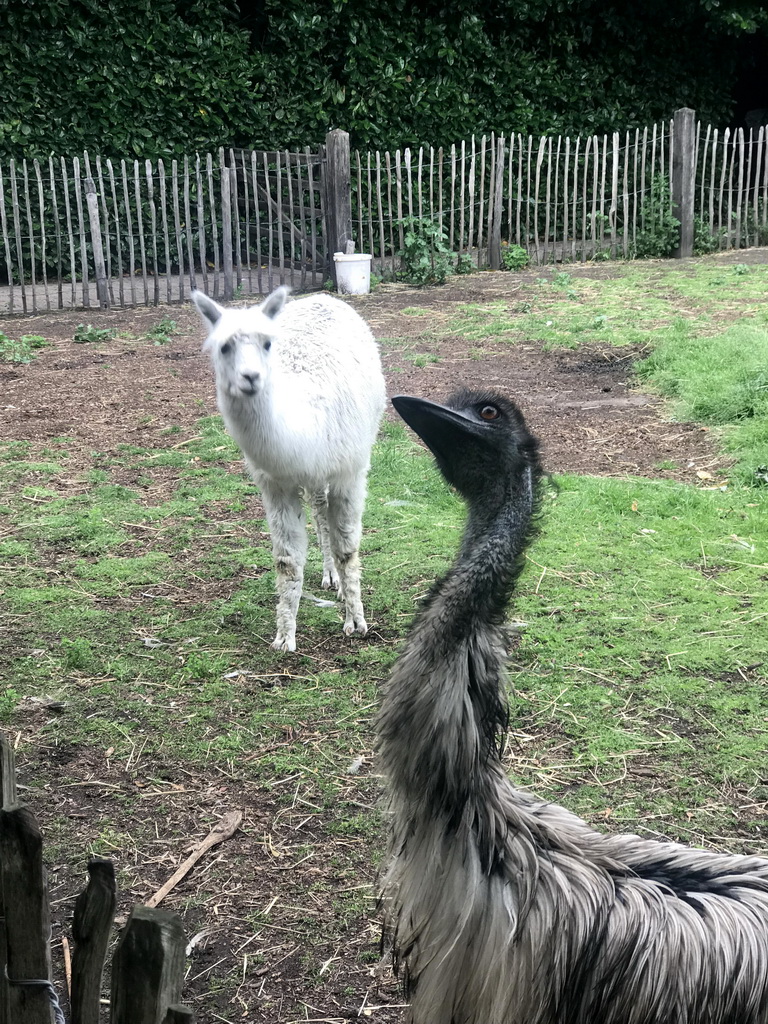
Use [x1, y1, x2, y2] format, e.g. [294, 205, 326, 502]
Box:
[146, 809, 243, 908]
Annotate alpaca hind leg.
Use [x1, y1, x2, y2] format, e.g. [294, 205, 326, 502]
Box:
[260, 482, 308, 652]
[327, 477, 368, 637]
[309, 490, 339, 592]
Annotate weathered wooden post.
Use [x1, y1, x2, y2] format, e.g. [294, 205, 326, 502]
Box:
[489, 136, 506, 269]
[162, 1006, 196, 1023]
[0, 805, 55, 1024]
[70, 858, 117, 1024]
[110, 905, 189, 1024]
[0, 733, 17, 1024]
[84, 172, 109, 308]
[220, 149, 234, 301]
[323, 129, 353, 286]
[672, 107, 696, 258]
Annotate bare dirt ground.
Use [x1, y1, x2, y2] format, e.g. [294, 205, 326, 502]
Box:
[1, 254, 762, 1023]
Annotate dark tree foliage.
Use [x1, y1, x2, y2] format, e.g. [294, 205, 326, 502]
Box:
[0, 0, 766, 158]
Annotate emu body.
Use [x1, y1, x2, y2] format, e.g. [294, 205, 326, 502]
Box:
[193, 288, 385, 651]
[378, 389, 768, 1024]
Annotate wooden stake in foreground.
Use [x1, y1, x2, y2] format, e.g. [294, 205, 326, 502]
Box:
[146, 811, 242, 909]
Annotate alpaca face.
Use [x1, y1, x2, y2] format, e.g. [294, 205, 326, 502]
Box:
[211, 329, 273, 398]
[192, 287, 288, 400]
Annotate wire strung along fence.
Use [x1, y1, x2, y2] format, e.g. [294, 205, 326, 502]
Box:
[0, 144, 327, 316]
[351, 109, 768, 271]
[1, 111, 768, 315]
[0, 733, 194, 1024]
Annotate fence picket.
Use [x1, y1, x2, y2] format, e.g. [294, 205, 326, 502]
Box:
[206, 153, 220, 297]
[70, 859, 117, 1024]
[110, 906, 186, 1024]
[449, 144, 457, 251]
[467, 135, 476, 256]
[95, 156, 113, 305]
[0, 805, 55, 1024]
[230, 150, 242, 289]
[170, 160, 184, 301]
[120, 160, 136, 305]
[22, 160, 38, 312]
[0, 164, 14, 313]
[10, 160, 28, 312]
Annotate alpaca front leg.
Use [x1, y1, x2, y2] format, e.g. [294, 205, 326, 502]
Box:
[327, 478, 368, 637]
[309, 490, 339, 592]
[260, 482, 308, 652]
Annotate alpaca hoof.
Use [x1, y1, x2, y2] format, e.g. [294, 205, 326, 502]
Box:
[343, 616, 368, 637]
[321, 570, 340, 591]
[271, 633, 296, 653]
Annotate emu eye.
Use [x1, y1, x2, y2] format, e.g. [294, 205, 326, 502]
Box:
[479, 404, 500, 421]
[263, 339, 272, 352]
[220, 341, 233, 356]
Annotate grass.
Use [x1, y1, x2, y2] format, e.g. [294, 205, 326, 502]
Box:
[636, 320, 768, 483]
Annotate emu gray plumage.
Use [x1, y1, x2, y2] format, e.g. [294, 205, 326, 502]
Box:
[377, 387, 768, 1024]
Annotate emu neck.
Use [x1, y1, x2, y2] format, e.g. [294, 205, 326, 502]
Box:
[378, 468, 534, 834]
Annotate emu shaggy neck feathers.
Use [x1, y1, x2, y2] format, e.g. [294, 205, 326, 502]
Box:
[377, 389, 768, 1024]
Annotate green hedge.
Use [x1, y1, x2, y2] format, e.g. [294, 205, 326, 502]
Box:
[0, 0, 765, 159]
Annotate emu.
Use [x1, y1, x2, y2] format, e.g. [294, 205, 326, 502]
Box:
[193, 288, 385, 652]
[377, 387, 768, 1024]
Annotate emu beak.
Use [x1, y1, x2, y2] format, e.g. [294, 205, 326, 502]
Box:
[392, 395, 485, 466]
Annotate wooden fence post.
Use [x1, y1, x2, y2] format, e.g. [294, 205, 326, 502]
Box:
[110, 905, 187, 1024]
[672, 107, 696, 258]
[0, 805, 55, 1024]
[70, 858, 117, 1024]
[489, 136, 505, 269]
[323, 130, 352, 286]
[0, 733, 17, 1024]
[162, 1007, 196, 1023]
[220, 149, 234, 301]
[84, 175, 109, 308]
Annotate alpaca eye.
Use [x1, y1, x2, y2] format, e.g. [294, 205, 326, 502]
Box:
[263, 339, 272, 352]
[479, 405, 500, 421]
[220, 341, 233, 356]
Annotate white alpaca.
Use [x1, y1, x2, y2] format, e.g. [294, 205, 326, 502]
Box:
[193, 287, 386, 652]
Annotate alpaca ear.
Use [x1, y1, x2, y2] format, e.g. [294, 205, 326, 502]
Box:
[192, 290, 224, 330]
[260, 286, 289, 320]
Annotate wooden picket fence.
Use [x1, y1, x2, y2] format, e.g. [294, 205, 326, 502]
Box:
[1, 109, 767, 315]
[0, 734, 194, 1024]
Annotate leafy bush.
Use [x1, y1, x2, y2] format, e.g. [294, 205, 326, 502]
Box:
[456, 254, 475, 275]
[501, 244, 530, 270]
[398, 218, 454, 287]
[633, 177, 680, 259]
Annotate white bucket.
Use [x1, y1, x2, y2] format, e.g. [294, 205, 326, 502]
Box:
[333, 252, 372, 295]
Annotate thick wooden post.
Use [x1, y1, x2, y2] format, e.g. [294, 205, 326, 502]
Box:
[70, 858, 117, 1024]
[323, 129, 353, 286]
[0, 805, 55, 1024]
[110, 905, 186, 1024]
[672, 107, 696, 257]
[0, 734, 17, 1024]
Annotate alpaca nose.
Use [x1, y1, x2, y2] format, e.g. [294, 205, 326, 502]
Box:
[240, 371, 260, 393]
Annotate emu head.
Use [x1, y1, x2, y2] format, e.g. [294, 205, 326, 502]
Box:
[392, 388, 539, 501]
[192, 287, 289, 398]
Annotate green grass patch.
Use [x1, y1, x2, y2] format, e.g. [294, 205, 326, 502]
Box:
[636, 320, 768, 484]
